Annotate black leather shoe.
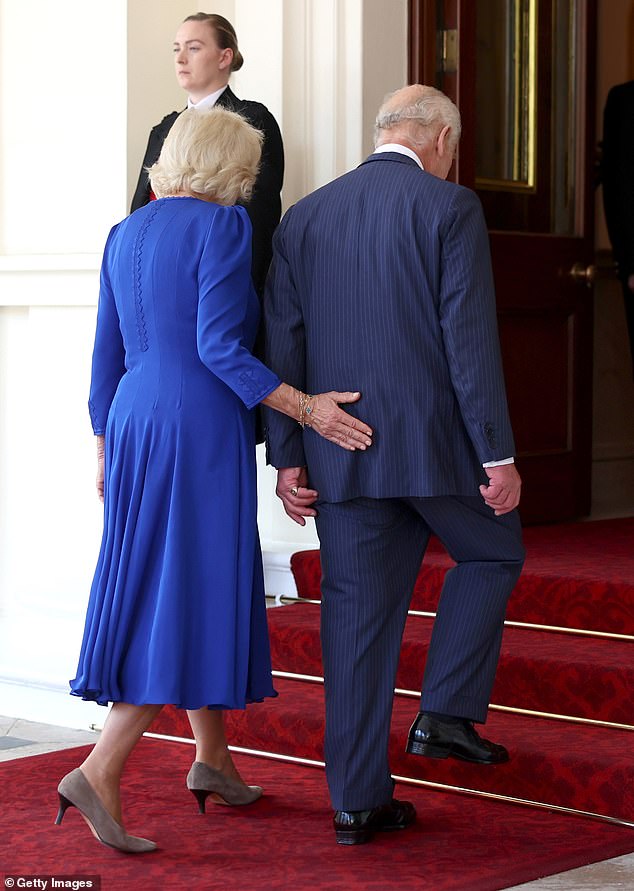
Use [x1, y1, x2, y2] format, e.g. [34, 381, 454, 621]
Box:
[406, 713, 509, 764]
[333, 798, 416, 845]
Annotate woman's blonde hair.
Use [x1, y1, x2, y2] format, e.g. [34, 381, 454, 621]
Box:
[148, 107, 262, 205]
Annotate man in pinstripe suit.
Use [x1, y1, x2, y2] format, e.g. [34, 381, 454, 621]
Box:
[264, 85, 525, 845]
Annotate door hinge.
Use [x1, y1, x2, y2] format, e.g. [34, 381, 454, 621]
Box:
[438, 29, 458, 73]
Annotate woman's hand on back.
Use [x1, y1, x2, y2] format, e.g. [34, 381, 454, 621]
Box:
[305, 391, 372, 451]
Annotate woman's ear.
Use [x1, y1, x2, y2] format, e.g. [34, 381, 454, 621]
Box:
[218, 47, 234, 70]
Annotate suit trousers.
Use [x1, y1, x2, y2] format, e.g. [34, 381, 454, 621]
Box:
[315, 494, 525, 811]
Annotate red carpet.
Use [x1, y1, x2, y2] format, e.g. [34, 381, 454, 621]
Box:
[3, 738, 634, 891]
[291, 517, 634, 633]
[266, 603, 634, 723]
[152, 670, 634, 823]
[138, 518, 634, 884]
[151, 518, 634, 825]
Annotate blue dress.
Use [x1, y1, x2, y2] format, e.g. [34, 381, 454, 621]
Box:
[70, 197, 281, 710]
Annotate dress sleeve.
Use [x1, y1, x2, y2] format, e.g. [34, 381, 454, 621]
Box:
[88, 226, 127, 435]
[196, 205, 281, 409]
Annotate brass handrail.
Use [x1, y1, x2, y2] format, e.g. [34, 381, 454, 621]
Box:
[277, 596, 634, 643]
[271, 669, 634, 733]
[142, 730, 634, 830]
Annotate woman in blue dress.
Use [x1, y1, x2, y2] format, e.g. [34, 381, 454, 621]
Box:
[55, 107, 373, 853]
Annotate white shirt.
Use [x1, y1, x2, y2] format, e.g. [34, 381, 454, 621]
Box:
[372, 144, 513, 469]
[187, 85, 228, 111]
[373, 142, 424, 170]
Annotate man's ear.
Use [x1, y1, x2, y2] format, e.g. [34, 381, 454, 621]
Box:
[437, 125, 451, 157]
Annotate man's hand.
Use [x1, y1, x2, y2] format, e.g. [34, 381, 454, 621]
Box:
[479, 464, 521, 515]
[276, 467, 318, 526]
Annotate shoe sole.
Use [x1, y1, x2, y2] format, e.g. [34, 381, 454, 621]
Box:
[335, 820, 414, 845]
[335, 829, 374, 845]
[406, 739, 509, 764]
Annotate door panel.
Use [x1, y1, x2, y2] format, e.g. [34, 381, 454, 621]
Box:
[409, 0, 597, 523]
[499, 315, 571, 453]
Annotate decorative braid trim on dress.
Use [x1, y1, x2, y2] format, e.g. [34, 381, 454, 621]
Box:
[132, 202, 162, 352]
[88, 399, 105, 434]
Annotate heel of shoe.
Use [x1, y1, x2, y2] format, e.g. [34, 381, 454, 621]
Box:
[190, 788, 209, 815]
[335, 827, 373, 845]
[55, 769, 156, 853]
[55, 792, 73, 825]
[406, 739, 450, 759]
[186, 761, 263, 808]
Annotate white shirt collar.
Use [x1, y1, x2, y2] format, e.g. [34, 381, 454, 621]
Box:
[373, 143, 424, 170]
[187, 85, 228, 111]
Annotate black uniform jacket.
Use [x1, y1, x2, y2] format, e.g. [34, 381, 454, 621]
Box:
[130, 86, 284, 298]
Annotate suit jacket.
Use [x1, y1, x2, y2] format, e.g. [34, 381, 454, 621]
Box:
[130, 86, 284, 297]
[263, 152, 515, 503]
[602, 81, 634, 282]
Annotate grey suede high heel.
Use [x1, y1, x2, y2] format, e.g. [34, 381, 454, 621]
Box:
[55, 768, 157, 853]
[186, 761, 263, 813]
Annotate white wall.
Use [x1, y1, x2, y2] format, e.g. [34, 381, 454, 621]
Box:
[0, 0, 408, 727]
[0, 0, 129, 728]
[127, 0, 195, 200]
[0, 2, 127, 254]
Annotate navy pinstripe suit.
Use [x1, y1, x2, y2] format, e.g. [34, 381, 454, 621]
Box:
[264, 152, 525, 811]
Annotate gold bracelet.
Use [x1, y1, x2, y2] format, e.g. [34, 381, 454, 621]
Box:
[298, 391, 314, 428]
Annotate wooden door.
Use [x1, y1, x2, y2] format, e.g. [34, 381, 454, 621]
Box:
[409, 0, 597, 524]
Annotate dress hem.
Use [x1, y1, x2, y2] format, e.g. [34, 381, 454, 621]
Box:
[69, 686, 278, 711]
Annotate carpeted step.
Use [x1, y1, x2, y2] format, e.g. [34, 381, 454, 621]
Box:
[290, 517, 634, 634]
[225, 677, 634, 824]
[267, 603, 634, 725]
[149, 677, 634, 824]
[149, 518, 634, 830]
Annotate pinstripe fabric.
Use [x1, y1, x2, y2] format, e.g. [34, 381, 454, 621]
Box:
[263, 152, 515, 500]
[316, 496, 523, 811]
[316, 498, 429, 811]
[263, 152, 524, 811]
[407, 496, 524, 720]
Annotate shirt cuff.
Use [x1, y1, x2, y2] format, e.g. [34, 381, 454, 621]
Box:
[482, 457, 514, 468]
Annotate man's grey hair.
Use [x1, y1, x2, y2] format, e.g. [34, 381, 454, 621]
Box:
[374, 86, 462, 150]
